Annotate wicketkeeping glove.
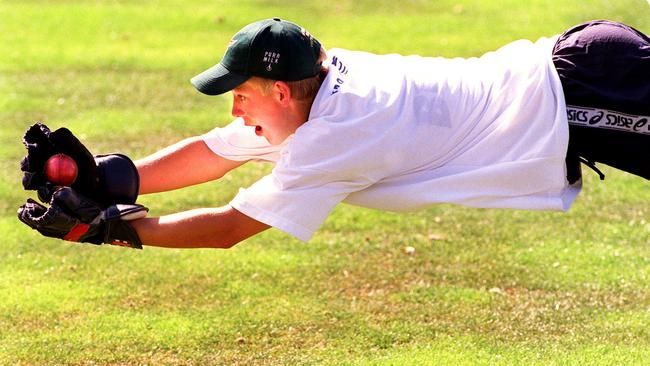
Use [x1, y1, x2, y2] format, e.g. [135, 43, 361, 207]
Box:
[17, 187, 148, 249]
[20, 122, 140, 207]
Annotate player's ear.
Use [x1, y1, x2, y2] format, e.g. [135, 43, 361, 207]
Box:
[273, 81, 291, 104]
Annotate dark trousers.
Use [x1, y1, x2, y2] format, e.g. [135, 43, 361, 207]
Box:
[552, 20, 650, 182]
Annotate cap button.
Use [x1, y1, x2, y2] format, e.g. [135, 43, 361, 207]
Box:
[273, 17, 281, 21]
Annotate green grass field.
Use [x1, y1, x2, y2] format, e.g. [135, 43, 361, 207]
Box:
[1, 0, 649, 364]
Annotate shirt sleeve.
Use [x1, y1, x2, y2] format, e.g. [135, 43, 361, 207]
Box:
[201, 118, 282, 162]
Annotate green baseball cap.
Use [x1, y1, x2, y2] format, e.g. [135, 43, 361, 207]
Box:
[191, 18, 322, 96]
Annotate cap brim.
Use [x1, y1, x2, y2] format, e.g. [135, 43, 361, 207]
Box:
[190, 63, 250, 96]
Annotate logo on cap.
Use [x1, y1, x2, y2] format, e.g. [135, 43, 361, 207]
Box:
[263, 51, 281, 71]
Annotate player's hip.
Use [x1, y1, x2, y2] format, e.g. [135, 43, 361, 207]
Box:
[552, 20, 650, 182]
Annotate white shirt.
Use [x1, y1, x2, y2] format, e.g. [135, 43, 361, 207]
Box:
[202, 36, 581, 242]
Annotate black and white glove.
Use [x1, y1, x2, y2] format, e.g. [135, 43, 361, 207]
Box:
[20, 122, 140, 207]
[17, 187, 148, 249]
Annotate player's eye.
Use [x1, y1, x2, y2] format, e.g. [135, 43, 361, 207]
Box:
[233, 93, 246, 102]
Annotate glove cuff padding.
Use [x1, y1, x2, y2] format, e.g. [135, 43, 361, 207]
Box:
[104, 220, 143, 249]
[101, 204, 147, 249]
[95, 154, 140, 205]
[102, 204, 147, 248]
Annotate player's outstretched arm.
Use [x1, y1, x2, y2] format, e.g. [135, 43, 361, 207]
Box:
[130, 206, 270, 249]
[18, 187, 267, 249]
[136, 136, 246, 194]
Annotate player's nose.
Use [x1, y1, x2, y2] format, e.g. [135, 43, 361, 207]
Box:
[231, 103, 244, 118]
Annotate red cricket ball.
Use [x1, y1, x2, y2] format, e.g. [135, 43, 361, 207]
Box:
[44, 153, 78, 186]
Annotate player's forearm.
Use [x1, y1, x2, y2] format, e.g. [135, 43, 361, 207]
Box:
[129, 206, 270, 249]
[136, 136, 245, 194]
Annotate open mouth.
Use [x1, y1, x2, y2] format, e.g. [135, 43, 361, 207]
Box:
[254, 126, 263, 136]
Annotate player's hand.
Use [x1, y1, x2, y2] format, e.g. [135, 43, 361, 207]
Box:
[17, 187, 148, 249]
[20, 122, 140, 206]
[20, 122, 100, 203]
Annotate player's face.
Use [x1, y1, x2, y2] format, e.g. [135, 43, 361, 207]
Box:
[231, 80, 293, 145]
